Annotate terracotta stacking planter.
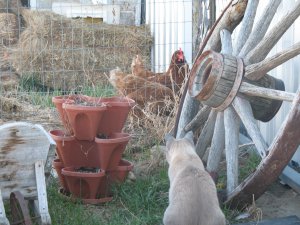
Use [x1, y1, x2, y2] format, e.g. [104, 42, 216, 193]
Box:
[63, 103, 107, 141]
[95, 133, 131, 171]
[107, 159, 134, 183]
[49, 130, 99, 168]
[52, 158, 69, 191]
[51, 95, 135, 204]
[93, 96, 135, 136]
[62, 167, 105, 199]
[52, 95, 89, 135]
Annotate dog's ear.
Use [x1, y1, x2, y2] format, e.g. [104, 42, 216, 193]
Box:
[183, 131, 194, 144]
[165, 133, 175, 149]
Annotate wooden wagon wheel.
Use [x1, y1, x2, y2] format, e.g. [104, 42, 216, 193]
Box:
[10, 191, 33, 225]
[176, 0, 300, 209]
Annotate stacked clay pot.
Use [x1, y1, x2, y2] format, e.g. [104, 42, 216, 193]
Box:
[50, 95, 135, 204]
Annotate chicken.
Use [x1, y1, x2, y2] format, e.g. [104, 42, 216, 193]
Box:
[109, 49, 189, 117]
[132, 49, 189, 93]
[109, 67, 159, 96]
[126, 83, 174, 108]
[131, 55, 162, 79]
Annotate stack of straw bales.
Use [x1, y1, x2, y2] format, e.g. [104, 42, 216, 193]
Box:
[0, 0, 21, 79]
[11, 9, 153, 91]
[0, 0, 22, 15]
[0, 13, 18, 45]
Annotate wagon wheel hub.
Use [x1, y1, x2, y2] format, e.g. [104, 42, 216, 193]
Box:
[189, 50, 244, 111]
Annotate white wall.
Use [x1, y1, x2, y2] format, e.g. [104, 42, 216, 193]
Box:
[146, 0, 193, 72]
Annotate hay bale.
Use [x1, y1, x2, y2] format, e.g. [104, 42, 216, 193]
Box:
[0, 71, 19, 91]
[11, 9, 153, 91]
[0, 0, 22, 14]
[0, 1, 9, 13]
[0, 96, 23, 113]
[0, 13, 18, 45]
[0, 44, 11, 69]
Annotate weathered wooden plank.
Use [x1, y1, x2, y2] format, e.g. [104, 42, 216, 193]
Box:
[0, 180, 37, 199]
[195, 110, 217, 158]
[245, 41, 300, 80]
[240, 82, 295, 102]
[239, 0, 282, 58]
[223, 65, 237, 73]
[207, 112, 225, 172]
[224, 107, 240, 194]
[245, 0, 300, 64]
[35, 161, 51, 225]
[0, 122, 53, 199]
[232, 97, 268, 158]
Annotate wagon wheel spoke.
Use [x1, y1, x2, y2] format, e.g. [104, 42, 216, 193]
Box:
[233, 0, 259, 56]
[226, 90, 300, 208]
[244, 1, 300, 64]
[195, 110, 217, 158]
[232, 97, 268, 158]
[239, 0, 281, 58]
[184, 105, 211, 134]
[206, 112, 225, 173]
[224, 106, 240, 194]
[239, 82, 295, 102]
[245, 42, 300, 80]
[178, 0, 300, 210]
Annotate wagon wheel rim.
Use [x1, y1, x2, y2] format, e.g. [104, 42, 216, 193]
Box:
[178, 0, 300, 209]
[10, 191, 33, 225]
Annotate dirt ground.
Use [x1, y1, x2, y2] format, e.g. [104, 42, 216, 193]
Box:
[255, 180, 300, 219]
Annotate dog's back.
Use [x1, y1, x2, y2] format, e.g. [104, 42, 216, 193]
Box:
[163, 133, 226, 225]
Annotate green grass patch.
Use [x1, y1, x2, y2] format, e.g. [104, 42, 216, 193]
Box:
[47, 166, 169, 225]
[239, 152, 261, 182]
[17, 73, 116, 108]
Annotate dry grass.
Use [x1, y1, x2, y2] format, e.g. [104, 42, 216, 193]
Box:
[0, 13, 18, 45]
[125, 75, 188, 148]
[0, 0, 22, 15]
[10, 9, 152, 91]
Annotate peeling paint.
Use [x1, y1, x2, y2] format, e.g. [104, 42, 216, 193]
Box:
[1, 128, 26, 153]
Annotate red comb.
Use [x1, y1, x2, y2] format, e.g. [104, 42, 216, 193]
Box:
[177, 48, 184, 62]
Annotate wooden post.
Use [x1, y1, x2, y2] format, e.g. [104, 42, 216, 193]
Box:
[35, 161, 51, 225]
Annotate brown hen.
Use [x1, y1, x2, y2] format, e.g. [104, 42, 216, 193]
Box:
[109, 49, 189, 116]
